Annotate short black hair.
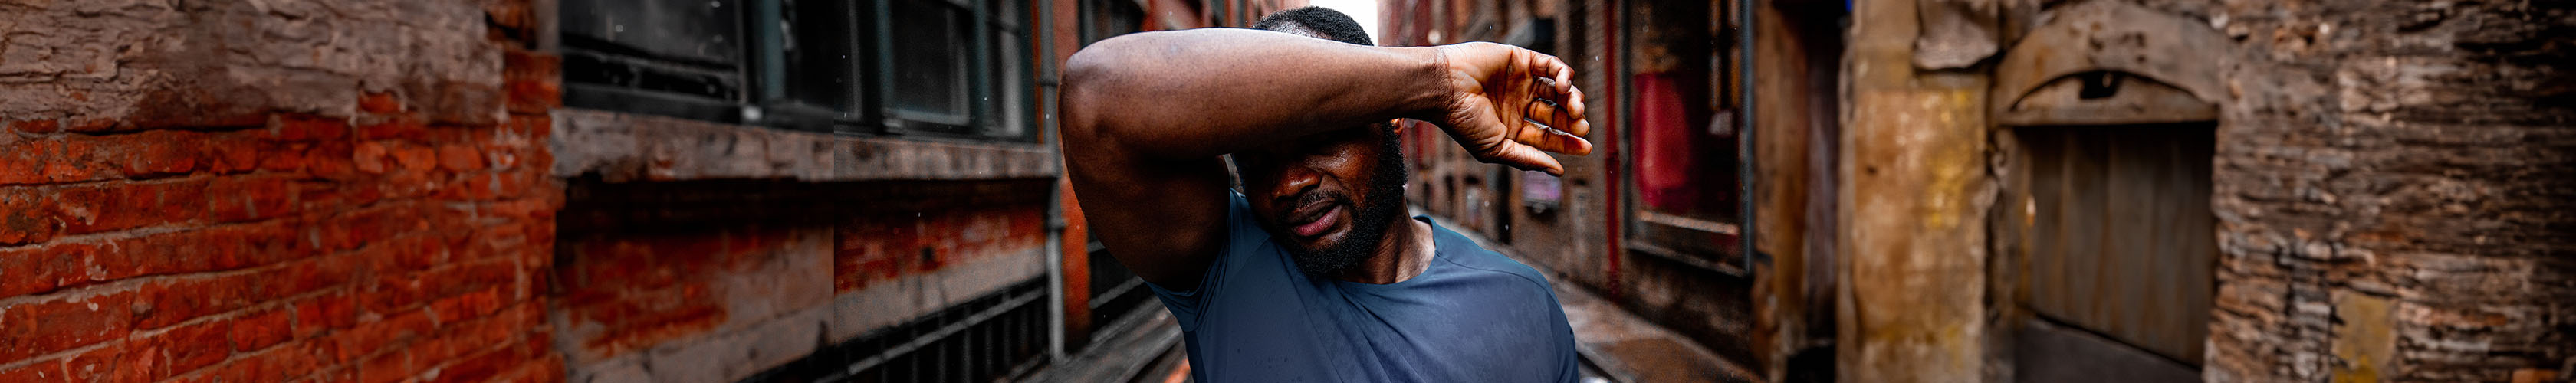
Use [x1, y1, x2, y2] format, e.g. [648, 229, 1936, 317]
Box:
[1251, 6, 1373, 46]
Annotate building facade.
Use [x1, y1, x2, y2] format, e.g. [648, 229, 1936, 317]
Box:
[3, 0, 2567, 382]
[1392, 0, 2573, 382]
[0, 0, 1295, 382]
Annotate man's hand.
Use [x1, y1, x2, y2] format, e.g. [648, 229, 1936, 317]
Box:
[1428, 42, 1594, 176]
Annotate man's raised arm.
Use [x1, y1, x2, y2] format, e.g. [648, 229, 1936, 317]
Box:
[1058, 28, 1591, 290]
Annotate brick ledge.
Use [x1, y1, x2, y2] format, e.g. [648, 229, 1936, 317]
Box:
[549, 109, 1059, 182]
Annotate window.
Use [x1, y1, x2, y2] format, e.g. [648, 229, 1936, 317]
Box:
[779, 0, 859, 113]
[887, 0, 974, 128]
[561, 0, 1038, 141]
[1621, 0, 1742, 273]
[986, 0, 1030, 139]
[1079, 0, 1142, 44]
[560, 0, 747, 123]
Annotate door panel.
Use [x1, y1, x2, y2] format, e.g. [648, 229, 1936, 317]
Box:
[2016, 123, 2216, 364]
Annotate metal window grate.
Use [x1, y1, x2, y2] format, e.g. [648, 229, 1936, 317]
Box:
[741, 279, 1053, 383]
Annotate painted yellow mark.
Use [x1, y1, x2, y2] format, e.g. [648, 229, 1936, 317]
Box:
[2331, 293, 2393, 383]
[1917, 87, 1985, 232]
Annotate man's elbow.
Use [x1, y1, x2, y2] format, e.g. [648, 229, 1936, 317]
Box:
[1060, 35, 1156, 140]
[1061, 33, 1153, 95]
[1063, 31, 1191, 94]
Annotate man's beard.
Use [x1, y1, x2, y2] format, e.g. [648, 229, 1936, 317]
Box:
[1277, 138, 1410, 279]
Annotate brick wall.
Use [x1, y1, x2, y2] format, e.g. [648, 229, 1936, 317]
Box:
[0, 0, 565, 382]
[549, 176, 1051, 383]
[4, 1, 1073, 382]
[2200, 0, 2576, 381]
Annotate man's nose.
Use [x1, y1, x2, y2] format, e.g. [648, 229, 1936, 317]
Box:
[1271, 165, 1320, 201]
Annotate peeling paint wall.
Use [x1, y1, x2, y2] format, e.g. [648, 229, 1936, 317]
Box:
[1838, 0, 1996, 380]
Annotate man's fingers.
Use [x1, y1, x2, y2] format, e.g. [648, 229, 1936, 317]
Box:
[1526, 50, 1571, 83]
[1561, 88, 1589, 136]
[1552, 63, 1576, 97]
[1523, 88, 1588, 141]
[1566, 119, 1594, 146]
[1550, 125, 1594, 155]
[1526, 99, 1566, 132]
[1484, 142, 1567, 176]
[1517, 120, 1592, 155]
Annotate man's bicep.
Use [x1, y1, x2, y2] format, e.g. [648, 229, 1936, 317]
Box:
[1059, 54, 1234, 293]
[1064, 147, 1233, 292]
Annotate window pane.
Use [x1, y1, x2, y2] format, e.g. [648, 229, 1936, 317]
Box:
[559, 0, 744, 121]
[562, 0, 741, 67]
[891, 0, 970, 120]
[1083, 0, 1142, 44]
[991, 30, 1027, 139]
[784, 0, 856, 111]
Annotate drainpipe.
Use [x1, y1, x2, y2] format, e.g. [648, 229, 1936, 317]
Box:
[1040, 0, 1067, 363]
[1603, 0, 1626, 300]
[1738, 0, 1759, 277]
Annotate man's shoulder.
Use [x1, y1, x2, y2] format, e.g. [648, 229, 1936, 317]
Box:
[1423, 220, 1558, 296]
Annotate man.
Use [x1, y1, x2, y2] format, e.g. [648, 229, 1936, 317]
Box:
[1060, 7, 1592, 382]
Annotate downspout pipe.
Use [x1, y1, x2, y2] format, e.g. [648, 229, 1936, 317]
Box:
[1040, 0, 1067, 363]
[1738, 0, 1760, 277]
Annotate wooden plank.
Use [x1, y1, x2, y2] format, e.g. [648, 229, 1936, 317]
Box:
[2014, 124, 2220, 365]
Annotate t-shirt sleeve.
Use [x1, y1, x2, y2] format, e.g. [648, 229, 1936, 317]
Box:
[1142, 192, 1262, 332]
[1549, 288, 1582, 382]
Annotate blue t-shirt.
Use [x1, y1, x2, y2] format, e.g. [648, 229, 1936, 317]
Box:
[1145, 192, 1580, 382]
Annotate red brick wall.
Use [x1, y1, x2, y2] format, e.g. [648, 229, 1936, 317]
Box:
[550, 222, 835, 383]
[546, 178, 1052, 382]
[0, 0, 565, 382]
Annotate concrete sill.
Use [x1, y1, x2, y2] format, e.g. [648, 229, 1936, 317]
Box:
[550, 109, 1059, 182]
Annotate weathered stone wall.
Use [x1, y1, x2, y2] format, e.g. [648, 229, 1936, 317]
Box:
[1834, 0, 2574, 381]
[2200, 0, 2576, 381]
[0, 0, 567, 382]
[1837, 0, 1996, 381]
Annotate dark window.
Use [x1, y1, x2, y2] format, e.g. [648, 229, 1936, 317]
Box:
[1079, 0, 1143, 44]
[889, 0, 974, 126]
[986, 0, 1030, 139]
[560, 0, 747, 123]
[781, 0, 858, 113]
[560, 0, 1039, 141]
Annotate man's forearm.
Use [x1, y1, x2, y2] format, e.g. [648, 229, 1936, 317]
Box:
[1061, 28, 1451, 160]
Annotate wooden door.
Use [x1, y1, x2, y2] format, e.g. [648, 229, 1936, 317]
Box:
[2009, 123, 2217, 381]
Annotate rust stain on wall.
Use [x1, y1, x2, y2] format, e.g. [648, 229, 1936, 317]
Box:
[834, 204, 1047, 293]
[556, 230, 807, 358]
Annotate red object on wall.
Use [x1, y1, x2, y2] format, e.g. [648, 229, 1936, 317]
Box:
[1631, 73, 1701, 214]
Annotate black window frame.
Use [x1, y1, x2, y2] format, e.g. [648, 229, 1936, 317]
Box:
[560, 0, 1041, 142]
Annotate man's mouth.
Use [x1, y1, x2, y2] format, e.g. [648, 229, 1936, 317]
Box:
[1289, 205, 1346, 237]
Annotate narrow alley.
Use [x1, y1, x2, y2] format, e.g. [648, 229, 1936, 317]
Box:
[0, 0, 2567, 382]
